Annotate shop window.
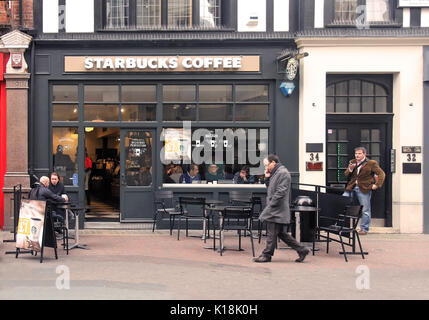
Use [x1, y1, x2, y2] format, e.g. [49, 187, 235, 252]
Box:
[161, 127, 268, 184]
[326, 80, 388, 113]
[103, 0, 224, 29]
[52, 85, 79, 122]
[85, 105, 120, 121]
[125, 131, 153, 186]
[163, 104, 197, 121]
[52, 127, 78, 186]
[84, 85, 119, 103]
[199, 105, 232, 121]
[121, 105, 156, 121]
[331, 0, 392, 26]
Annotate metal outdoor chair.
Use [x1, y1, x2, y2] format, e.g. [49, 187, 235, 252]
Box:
[152, 191, 182, 235]
[177, 197, 209, 241]
[219, 206, 255, 257]
[313, 205, 367, 262]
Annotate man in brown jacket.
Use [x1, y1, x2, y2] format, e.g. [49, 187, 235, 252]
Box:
[344, 147, 385, 235]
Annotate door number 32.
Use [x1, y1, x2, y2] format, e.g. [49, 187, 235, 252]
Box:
[406, 153, 416, 162]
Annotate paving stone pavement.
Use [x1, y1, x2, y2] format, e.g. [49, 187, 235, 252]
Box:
[1, 230, 429, 300]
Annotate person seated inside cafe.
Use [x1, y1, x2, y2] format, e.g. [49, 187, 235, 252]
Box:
[179, 164, 201, 183]
[233, 165, 256, 184]
[223, 165, 234, 180]
[205, 163, 224, 182]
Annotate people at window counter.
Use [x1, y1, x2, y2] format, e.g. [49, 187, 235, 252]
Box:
[205, 163, 224, 182]
[233, 165, 255, 184]
[179, 164, 201, 183]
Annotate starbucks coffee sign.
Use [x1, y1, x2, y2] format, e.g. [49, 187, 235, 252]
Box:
[65, 56, 260, 72]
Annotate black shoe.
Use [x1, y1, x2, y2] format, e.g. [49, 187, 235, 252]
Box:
[253, 255, 271, 263]
[295, 248, 310, 263]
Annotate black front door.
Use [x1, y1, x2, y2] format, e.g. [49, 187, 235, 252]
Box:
[326, 116, 392, 224]
[120, 129, 154, 221]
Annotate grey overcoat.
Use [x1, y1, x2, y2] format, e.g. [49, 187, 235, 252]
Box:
[259, 164, 291, 225]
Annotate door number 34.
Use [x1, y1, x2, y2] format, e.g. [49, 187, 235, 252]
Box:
[309, 153, 320, 161]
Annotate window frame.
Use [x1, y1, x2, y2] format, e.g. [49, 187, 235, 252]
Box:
[98, 0, 232, 30]
[325, 0, 400, 28]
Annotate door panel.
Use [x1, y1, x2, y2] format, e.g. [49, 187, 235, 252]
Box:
[326, 122, 389, 220]
[120, 129, 154, 221]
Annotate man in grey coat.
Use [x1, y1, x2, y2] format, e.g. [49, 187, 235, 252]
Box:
[254, 154, 310, 263]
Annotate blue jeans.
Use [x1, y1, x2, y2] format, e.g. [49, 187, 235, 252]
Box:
[343, 186, 372, 232]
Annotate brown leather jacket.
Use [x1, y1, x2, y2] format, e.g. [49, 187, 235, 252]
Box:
[344, 159, 386, 194]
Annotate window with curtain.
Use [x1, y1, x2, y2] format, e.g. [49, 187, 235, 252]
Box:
[137, 0, 161, 27]
[200, 0, 221, 27]
[334, 0, 357, 21]
[106, 0, 130, 28]
[168, 0, 192, 27]
[366, 0, 390, 22]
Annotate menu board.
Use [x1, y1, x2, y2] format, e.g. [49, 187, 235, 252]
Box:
[164, 128, 191, 161]
[16, 200, 47, 252]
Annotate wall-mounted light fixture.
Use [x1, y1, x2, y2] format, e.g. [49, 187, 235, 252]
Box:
[280, 82, 295, 97]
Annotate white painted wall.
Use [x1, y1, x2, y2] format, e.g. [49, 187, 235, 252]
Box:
[403, 8, 410, 27]
[66, 0, 94, 33]
[43, 0, 59, 33]
[314, 0, 324, 28]
[273, 0, 289, 32]
[421, 8, 429, 27]
[297, 40, 424, 233]
[237, 0, 266, 32]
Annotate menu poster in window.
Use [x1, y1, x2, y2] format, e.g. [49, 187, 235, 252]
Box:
[127, 138, 148, 168]
[16, 200, 46, 252]
[164, 128, 191, 161]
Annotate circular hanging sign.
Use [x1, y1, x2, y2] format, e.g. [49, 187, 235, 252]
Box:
[286, 58, 298, 81]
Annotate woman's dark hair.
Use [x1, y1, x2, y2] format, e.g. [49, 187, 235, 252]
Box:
[240, 165, 250, 173]
[267, 154, 280, 163]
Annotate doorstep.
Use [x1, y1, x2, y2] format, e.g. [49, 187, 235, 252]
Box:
[84, 221, 153, 230]
[369, 227, 400, 234]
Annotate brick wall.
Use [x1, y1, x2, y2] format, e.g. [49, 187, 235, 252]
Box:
[0, 0, 34, 29]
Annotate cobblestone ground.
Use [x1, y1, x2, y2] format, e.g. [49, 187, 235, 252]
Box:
[1, 230, 429, 300]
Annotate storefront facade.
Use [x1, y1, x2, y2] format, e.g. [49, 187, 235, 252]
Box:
[30, 37, 298, 225]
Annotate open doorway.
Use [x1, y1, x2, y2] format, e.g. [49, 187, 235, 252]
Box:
[85, 127, 120, 222]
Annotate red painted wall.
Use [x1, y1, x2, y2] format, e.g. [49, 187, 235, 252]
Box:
[0, 53, 8, 230]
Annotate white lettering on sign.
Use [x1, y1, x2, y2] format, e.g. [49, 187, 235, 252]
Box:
[83, 56, 245, 71]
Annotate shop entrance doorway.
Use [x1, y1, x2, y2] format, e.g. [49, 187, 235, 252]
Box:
[326, 115, 393, 226]
[84, 127, 120, 222]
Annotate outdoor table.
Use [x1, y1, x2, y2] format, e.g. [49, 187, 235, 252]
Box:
[202, 199, 225, 242]
[56, 203, 89, 251]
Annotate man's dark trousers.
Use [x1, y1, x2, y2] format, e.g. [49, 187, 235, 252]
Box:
[262, 221, 306, 257]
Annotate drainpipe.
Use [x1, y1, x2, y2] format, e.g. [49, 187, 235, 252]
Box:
[19, 0, 23, 29]
[29, 40, 35, 183]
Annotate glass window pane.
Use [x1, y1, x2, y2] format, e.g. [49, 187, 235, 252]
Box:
[361, 129, 370, 141]
[349, 80, 360, 96]
[338, 129, 347, 141]
[338, 143, 348, 154]
[362, 97, 374, 112]
[122, 85, 156, 102]
[137, 0, 161, 27]
[53, 85, 78, 102]
[84, 86, 119, 102]
[236, 85, 269, 102]
[362, 82, 374, 96]
[328, 156, 338, 168]
[375, 97, 387, 112]
[235, 105, 269, 121]
[326, 84, 335, 96]
[335, 81, 347, 96]
[327, 129, 336, 141]
[163, 104, 196, 121]
[339, 156, 349, 168]
[366, 0, 390, 22]
[326, 97, 334, 112]
[53, 104, 79, 121]
[349, 97, 360, 112]
[199, 105, 233, 121]
[336, 97, 347, 112]
[371, 143, 380, 155]
[163, 85, 196, 102]
[53, 127, 78, 186]
[199, 85, 232, 102]
[328, 143, 337, 154]
[334, 0, 357, 21]
[372, 156, 380, 163]
[84, 105, 119, 121]
[106, 0, 130, 28]
[121, 105, 156, 121]
[371, 129, 380, 141]
[125, 131, 152, 186]
[375, 84, 387, 96]
[327, 170, 338, 183]
[168, 0, 192, 27]
[200, 0, 221, 27]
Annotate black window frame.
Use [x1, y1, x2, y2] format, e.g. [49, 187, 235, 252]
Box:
[96, 0, 235, 31]
[324, 0, 401, 28]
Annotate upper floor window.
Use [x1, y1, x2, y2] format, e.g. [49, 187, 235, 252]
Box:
[333, 0, 392, 25]
[103, 0, 224, 30]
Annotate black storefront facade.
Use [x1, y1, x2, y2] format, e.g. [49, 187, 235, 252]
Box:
[31, 35, 299, 226]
